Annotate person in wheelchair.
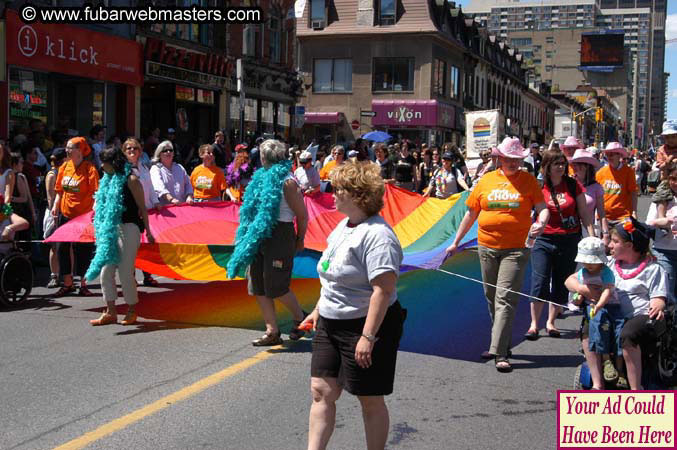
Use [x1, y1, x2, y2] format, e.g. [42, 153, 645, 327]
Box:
[567, 218, 669, 390]
[0, 142, 29, 241]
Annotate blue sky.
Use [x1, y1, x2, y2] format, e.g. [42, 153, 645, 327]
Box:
[457, 0, 676, 125]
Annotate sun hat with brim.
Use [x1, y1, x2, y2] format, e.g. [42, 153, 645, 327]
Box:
[561, 136, 583, 149]
[490, 146, 500, 156]
[661, 120, 677, 136]
[497, 137, 529, 159]
[603, 141, 628, 157]
[570, 148, 600, 169]
[575, 237, 608, 264]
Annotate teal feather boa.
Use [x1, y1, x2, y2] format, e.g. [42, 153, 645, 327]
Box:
[85, 163, 131, 282]
[227, 161, 292, 278]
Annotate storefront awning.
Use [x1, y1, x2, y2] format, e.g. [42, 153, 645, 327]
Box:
[304, 112, 342, 124]
[372, 100, 456, 129]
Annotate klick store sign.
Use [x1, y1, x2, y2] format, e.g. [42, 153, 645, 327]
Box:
[6, 9, 143, 86]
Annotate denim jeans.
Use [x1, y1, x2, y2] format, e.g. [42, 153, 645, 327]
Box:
[654, 247, 677, 305]
[530, 233, 581, 305]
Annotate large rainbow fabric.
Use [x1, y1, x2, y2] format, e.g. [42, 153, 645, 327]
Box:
[46, 185, 478, 279]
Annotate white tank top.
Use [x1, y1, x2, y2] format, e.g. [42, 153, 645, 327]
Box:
[278, 174, 296, 222]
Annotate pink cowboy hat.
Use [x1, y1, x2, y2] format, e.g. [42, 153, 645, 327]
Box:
[496, 137, 529, 159]
[490, 146, 500, 156]
[604, 141, 629, 158]
[561, 136, 583, 149]
[570, 148, 600, 169]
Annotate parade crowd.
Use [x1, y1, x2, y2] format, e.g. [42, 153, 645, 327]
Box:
[1, 117, 676, 450]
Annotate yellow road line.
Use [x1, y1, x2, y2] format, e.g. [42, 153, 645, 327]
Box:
[54, 348, 278, 450]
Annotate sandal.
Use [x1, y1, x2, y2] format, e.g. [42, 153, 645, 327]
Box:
[121, 310, 137, 326]
[252, 331, 283, 346]
[78, 286, 95, 297]
[90, 313, 117, 326]
[603, 359, 619, 382]
[495, 356, 513, 373]
[47, 274, 59, 289]
[481, 350, 512, 360]
[289, 310, 310, 341]
[53, 284, 76, 298]
[524, 328, 540, 341]
[143, 276, 159, 287]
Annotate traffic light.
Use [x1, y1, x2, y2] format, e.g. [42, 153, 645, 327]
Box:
[595, 107, 603, 122]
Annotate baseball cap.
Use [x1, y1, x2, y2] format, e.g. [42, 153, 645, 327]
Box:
[299, 151, 313, 162]
[168, 128, 176, 134]
[234, 143, 248, 152]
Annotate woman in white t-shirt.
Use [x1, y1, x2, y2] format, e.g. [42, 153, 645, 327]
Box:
[646, 161, 677, 305]
[300, 161, 405, 450]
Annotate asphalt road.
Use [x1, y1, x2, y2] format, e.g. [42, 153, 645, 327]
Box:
[0, 196, 655, 450]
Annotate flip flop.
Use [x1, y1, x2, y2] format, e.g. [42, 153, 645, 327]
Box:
[547, 328, 561, 338]
[524, 328, 540, 341]
[495, 357, 513, 373]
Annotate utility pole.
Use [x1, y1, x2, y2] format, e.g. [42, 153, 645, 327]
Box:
[631, 54, 639, 148]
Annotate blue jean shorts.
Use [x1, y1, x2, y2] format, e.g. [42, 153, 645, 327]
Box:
[587, 304, 625, 354]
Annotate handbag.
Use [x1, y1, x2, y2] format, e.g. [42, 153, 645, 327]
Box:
[43, 207, 55, 239]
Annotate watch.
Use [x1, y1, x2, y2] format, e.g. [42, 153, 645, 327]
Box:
[361, 333, 379, 343]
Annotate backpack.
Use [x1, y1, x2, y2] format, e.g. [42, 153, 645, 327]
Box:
[647, 170, 661, 188]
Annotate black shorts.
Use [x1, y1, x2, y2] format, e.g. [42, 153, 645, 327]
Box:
[620, 314, 666, 349]
[310, 301, 406, 396]
[247, 221, 296, 298]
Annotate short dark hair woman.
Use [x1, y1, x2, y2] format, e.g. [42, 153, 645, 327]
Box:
[300, 161, 405, 449]
[86, 147, 155, 326]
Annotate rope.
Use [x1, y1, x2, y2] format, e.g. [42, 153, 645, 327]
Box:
[434, 267, 579, 311]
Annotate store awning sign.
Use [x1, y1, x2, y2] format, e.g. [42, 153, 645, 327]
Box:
[372, 100, 455, 128]
[5, 10, 142, 86]
[146, 61, 228, 91]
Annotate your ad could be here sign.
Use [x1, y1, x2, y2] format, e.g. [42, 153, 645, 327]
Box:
[558, 391, 675, 449]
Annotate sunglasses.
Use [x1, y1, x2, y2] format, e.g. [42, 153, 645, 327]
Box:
[126, 146, 140, 151]
[161, 149, 174, 154]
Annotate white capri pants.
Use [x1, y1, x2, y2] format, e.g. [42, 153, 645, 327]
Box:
[100, 223, 141, 305]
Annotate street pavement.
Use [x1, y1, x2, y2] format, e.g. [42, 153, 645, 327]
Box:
[0, 195, 655, 450]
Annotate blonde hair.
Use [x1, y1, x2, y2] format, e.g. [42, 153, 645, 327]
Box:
[330, 161, 385, 217]
[198, 144, 212, 157]
[122, 137, 141, 151]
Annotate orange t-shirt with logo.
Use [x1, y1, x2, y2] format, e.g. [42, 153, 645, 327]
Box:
[466, 169, 545, 249]
[191, 164, 226, 199]
[55, 160, 99, 219]
[595, 164, 638, 221]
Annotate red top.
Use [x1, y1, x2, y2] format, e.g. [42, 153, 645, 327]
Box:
[543, 178, 585, 235]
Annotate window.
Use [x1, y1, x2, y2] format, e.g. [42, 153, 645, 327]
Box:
[545, 51, 554, 58]
[243, 24, 261, 57]
[313, 59, 352, 93]
[433, 59, 447, 96]
[151, 0, 208, 44]
[450, 66, 460, 99]
[373, 57, 414, 92]
[545, 65, 553, 72]
[379, 0, 396, 25]
[545, 36, 554, 44]
[269, 16, 281, 64]
[311, 0, 326, 27]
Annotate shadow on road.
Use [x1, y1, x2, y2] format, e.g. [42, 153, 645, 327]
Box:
[509, 353, 584, 370]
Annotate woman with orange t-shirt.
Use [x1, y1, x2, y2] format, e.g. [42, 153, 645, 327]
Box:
[446, 137, 549, 373]
[595, 142, 638, 226]
[51, 137, 100, 297]
[191, 144, 227, 202]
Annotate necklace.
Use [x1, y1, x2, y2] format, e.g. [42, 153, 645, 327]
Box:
[614, 257, 650, 280]
[320, 221, 356, 272]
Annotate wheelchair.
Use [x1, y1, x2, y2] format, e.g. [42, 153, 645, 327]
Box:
[573, 307, 677, 390]
[0, 240, 33, 308]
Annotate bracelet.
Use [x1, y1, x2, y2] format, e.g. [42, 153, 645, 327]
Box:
[361, 333, 379, 343]
[602, 231, 609, 235]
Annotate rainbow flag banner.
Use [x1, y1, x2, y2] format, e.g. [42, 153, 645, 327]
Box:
[46, 185, 477, 280]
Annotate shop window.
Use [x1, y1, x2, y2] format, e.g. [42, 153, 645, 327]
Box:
[449, 65, 459, 99]
[313, 59, 352, 93]
[9, 69, 49, 133]
[151, 0, 208, 44]
[269, 16, 282, 64]
[311, 0, 326, 29]
[433, 59, 447, 97]
[378, 0, 397, 26]
[373, 57, 414, 92]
